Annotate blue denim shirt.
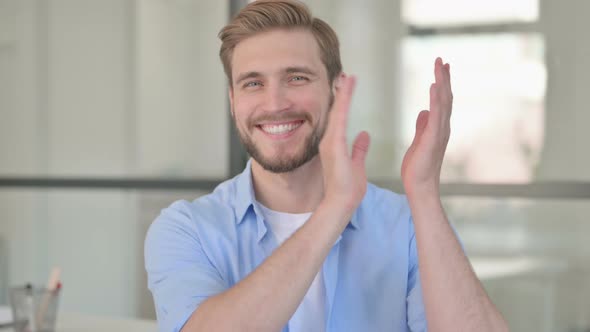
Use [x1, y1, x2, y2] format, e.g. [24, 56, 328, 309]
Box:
[145, 161, 427, 332]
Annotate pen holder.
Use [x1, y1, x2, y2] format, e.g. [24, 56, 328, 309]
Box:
[9, 285, 61, 332]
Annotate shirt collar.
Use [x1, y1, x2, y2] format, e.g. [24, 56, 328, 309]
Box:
[233, 159, 360, 230]
[234, 159, 257, 224]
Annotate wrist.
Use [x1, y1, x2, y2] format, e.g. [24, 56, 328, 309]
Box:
[404, 180, 440, 200]
[406, 187, 442, 208]
[317, 197, 355, 227]
[405, 189, 445, 224]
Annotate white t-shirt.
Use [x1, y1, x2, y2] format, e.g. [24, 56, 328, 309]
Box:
[257, 202, 326, 332]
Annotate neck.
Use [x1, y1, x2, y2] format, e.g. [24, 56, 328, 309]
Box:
[251, 156, 324, 213]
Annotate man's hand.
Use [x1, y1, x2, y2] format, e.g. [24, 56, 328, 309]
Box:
[403, 58, 509, 331]
[401, 57, 452, 197]
[319, 75, 371, 216]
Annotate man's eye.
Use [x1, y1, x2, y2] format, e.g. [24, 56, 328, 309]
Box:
[244, 81, 261, 88]
[291, 76, 308, 82]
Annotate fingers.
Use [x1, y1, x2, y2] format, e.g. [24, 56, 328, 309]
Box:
[410, 110, 429, 149]
[430, 58, 453, 148]
[429, 83, 439, 115]
[434, 57, 444, 85]
[429, 77, 446, 138]
[416, 110, 429, 133]
[435, 58, 453, 100]
[433, 57, 452, 91]
[326, 75, 356, 142]
[351, 131, 370, 168]
[431, 57, 453, 119]
[322, 74, 371, 176]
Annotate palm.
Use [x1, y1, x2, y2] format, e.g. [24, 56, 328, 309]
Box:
[401, 58, 453, 195]
[319, 75, 370, 213]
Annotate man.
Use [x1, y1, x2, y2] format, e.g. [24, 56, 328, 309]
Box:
[145, 1, 508, 331]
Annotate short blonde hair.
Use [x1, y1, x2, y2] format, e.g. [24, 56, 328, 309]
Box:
[218, 0, 342, 86]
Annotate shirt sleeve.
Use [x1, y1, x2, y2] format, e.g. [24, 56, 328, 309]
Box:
[406, 216, 428, 332]
[144, 201, 228, 332]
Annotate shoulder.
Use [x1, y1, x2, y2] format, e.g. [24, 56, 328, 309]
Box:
[145, 178, 239, 246]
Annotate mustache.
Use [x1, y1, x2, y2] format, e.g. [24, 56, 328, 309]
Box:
[248, 112, 312, 127]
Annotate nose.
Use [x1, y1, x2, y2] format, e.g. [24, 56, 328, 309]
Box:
[261, 82, 291, 113]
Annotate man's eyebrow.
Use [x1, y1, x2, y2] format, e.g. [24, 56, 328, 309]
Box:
[235, 71, 262, 85]
[285, 66, 317, 76]
[234, 66, 318, 85]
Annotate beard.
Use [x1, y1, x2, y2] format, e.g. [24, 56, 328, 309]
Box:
[233, 92, 334, 174]
[238, 118, 325, 173]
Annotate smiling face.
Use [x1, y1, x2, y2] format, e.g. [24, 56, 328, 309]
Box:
[229, 28, 335, 173]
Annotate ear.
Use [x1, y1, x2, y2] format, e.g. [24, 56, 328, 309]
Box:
[332, 72, 347, 95]
[228, 87, 235, 118]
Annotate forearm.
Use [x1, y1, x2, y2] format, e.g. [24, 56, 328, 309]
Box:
[182, 200, 349, 332]
[408, 191, 508, 332]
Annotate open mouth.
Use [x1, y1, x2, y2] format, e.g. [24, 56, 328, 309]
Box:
[256, 120, 305, 136]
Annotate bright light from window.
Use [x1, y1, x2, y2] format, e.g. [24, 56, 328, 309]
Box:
[401, 33, 546, 183]
[402, 0, 539, 27]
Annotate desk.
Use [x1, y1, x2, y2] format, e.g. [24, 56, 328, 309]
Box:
[0, 312, 158, 332]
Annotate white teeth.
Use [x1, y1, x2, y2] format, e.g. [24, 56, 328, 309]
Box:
[261, 122, 302, 135]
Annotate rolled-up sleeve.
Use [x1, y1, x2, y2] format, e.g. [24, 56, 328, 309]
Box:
[145, 201, 228, 332]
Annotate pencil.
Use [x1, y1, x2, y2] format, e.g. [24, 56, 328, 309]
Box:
[35, 267, 61, 328]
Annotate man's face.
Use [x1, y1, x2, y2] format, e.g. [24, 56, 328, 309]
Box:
[229, 29, 334, 173]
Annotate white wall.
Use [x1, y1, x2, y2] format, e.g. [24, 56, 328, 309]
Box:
[137, 0, 228, 179]
[135, 0, 228, 317]
[537, 0, 590, 181]
[0, 0, 228, 317]
[0, 0, 47, 304]
[0, 0, 141, 316]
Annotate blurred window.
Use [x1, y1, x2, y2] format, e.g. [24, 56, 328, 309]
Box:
[401, 0, 545, 183]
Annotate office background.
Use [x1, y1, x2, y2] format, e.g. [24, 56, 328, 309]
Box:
[0, 0, 589, 331]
